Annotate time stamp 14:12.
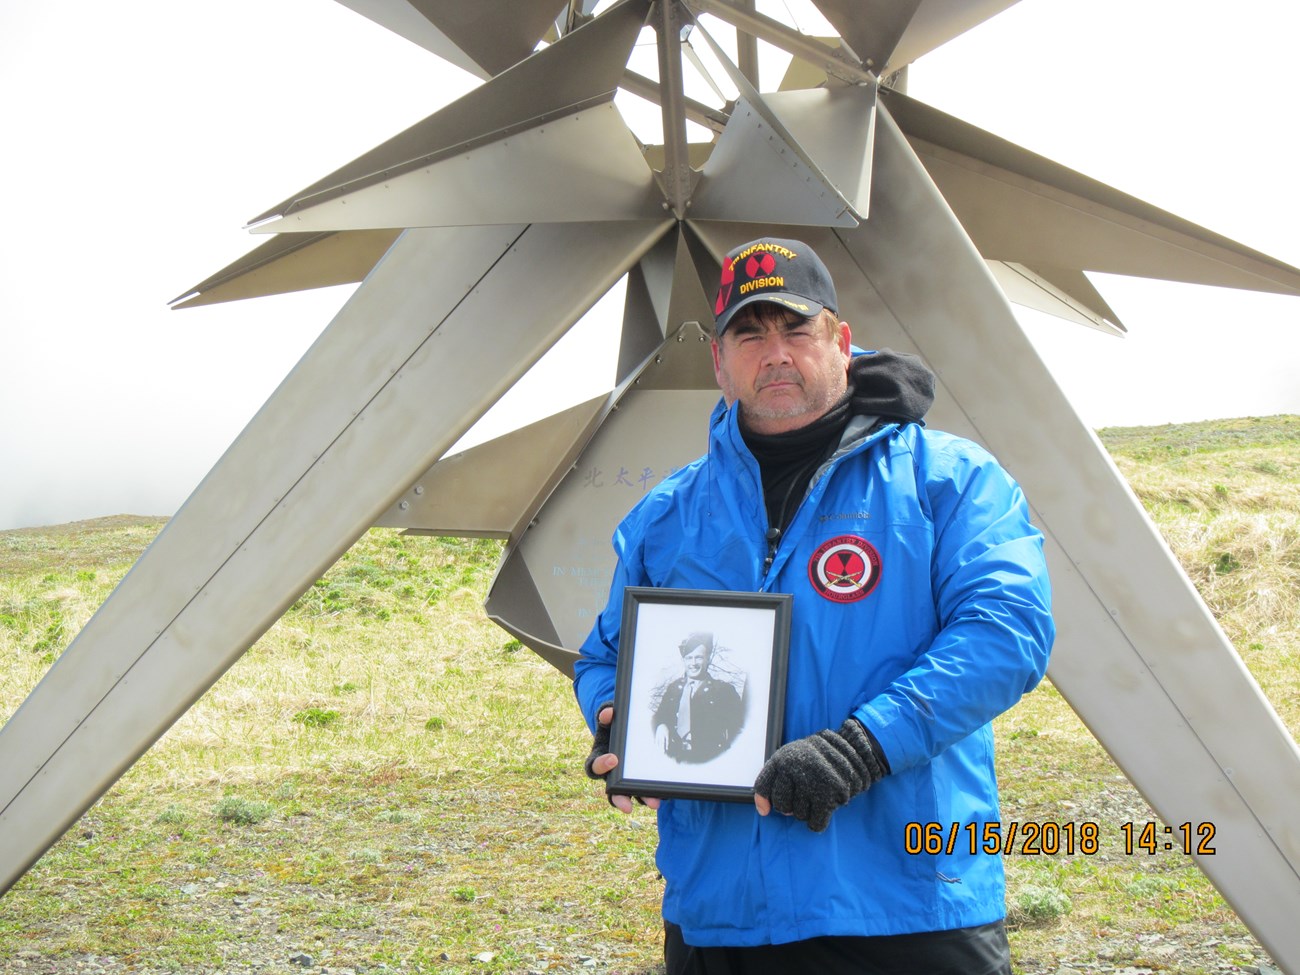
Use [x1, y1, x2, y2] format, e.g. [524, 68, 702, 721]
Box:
[904, 821, 1218, 857]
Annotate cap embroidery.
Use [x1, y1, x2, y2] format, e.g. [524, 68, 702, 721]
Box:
[745, 253, 778, 277]
[714, 257, 736, 316]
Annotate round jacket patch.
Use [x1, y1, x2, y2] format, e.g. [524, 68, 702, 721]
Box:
[808, 535, 881, 603]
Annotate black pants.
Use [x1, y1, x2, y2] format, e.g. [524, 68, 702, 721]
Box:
[664, 919, 1012, 975]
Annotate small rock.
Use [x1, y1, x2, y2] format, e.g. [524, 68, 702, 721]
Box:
[474, 952, 496, 963]
[289, 953, 315, 967]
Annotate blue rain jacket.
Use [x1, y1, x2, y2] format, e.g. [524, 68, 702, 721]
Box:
[574, 397, 1054, 947]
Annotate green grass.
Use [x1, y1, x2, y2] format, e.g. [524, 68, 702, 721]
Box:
[1096, 413, 1300, 461]
[1, 525, 656, 974]
[1, 417, 1297, 974]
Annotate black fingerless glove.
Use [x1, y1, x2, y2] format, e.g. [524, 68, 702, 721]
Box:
[753, 717, 889, 833]
[583, 701, 616, 780]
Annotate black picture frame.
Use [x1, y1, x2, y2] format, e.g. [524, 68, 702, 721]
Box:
[606, 587, 792, 803]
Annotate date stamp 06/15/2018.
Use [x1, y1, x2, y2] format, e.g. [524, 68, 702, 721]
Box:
[904, 821, 1218, 857]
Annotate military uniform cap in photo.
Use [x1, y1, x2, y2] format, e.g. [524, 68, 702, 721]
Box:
[713, 237, 839, 335]
[679, 632, 713, 656]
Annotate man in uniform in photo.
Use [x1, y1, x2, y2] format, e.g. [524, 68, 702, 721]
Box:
[652, 632, 744, 763]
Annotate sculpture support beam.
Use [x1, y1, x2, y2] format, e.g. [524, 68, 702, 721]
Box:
[0, 218, 670, 895]
[831, 109, 1300, 968]
[655, 1, 695, 218]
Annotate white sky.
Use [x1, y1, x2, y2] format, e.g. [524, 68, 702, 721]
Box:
[1, 0, 1297, 531]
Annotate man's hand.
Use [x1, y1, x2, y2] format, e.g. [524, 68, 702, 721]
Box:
[585, 704, 661, 814]
[753, 718, 887, 832]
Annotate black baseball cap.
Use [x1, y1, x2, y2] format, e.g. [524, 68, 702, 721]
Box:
[712, 237, 838, 335]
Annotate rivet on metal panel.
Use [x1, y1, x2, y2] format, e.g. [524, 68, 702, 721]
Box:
[399, 501, 410, 511]
[413, 485, 424, 495]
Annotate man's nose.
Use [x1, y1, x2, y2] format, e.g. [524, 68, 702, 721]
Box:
[758, 333, 795, 365]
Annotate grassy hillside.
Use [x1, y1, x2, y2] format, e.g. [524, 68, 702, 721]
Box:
[1, 416, 1296, 975]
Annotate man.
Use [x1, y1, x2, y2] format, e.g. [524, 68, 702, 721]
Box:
[652, 631, 744, 763]
[574, 236, 1054, 974]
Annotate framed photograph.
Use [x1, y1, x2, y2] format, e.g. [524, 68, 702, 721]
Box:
[606, 587, 792, 803]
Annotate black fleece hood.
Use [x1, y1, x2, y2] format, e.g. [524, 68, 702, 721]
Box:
[848, 349, 935, 426]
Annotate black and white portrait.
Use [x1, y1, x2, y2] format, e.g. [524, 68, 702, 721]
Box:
[650, 631, 746, 764]
[608, 588, 790, 802]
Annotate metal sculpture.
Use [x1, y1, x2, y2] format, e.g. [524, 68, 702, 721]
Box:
[3, 1, 1298, 967]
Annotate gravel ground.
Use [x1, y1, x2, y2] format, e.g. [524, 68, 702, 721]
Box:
[0, 890, 1284, 975]
[0, 936, 1285, 975]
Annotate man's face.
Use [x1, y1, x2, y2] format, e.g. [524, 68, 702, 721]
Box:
[712, 305, 852, 435]
[683, 646, 707, 678]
